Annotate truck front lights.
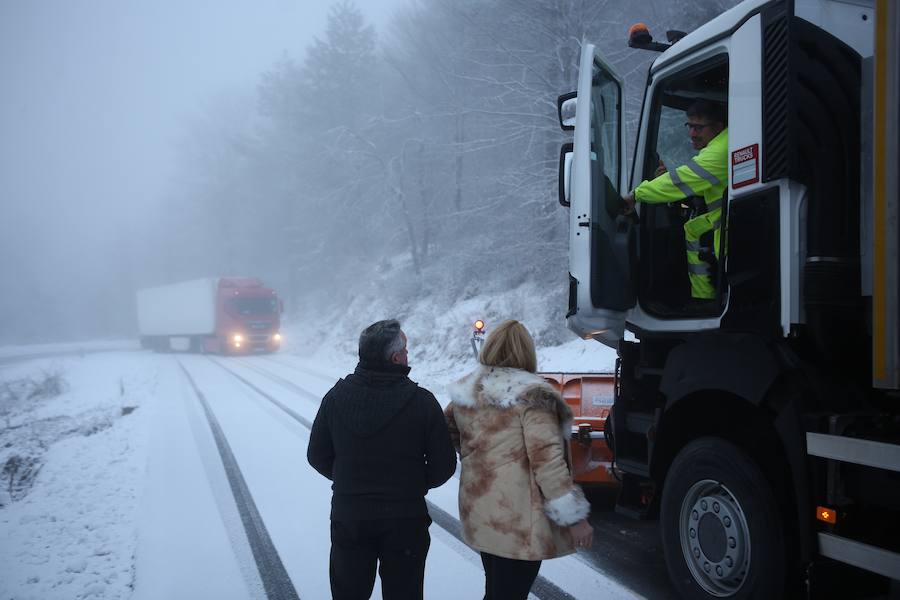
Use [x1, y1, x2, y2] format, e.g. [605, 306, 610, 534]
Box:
[273, 333, 282, 342]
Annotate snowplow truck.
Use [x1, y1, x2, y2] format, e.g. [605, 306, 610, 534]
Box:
[557, 0, 899, 597]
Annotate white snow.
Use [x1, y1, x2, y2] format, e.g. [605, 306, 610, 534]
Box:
[0, 339, 139, 360]
[132, 358, 260, 600]
[283, 280, 619, 396]
[0, 353, 154, 600]
[0, 333, 632, 600]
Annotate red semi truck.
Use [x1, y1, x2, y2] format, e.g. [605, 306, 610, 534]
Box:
[137, 277, 283, 354]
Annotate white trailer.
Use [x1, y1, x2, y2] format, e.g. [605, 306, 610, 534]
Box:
[137, 279, 218, 337]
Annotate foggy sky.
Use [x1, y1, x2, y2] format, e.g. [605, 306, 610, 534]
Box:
[0, 0, 401, 342]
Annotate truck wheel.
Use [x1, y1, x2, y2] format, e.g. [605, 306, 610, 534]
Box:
[660, 437, 785, 599]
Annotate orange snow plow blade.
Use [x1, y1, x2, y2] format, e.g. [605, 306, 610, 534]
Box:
[540, 372, 617, 485]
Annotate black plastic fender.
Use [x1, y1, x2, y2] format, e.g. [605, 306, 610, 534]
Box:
[659, 333, 781, 408]
[657, 332, 813, 565]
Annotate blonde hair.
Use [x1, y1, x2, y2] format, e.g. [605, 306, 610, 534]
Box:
[479, 320, 537, 373]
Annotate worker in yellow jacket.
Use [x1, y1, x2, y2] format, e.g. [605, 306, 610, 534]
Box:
[624, 100, 728, 300]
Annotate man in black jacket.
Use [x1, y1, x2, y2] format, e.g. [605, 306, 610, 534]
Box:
[307, 319, 456, 600]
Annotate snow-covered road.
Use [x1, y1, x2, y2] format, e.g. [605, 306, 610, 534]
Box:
[0, 347, 638, 600]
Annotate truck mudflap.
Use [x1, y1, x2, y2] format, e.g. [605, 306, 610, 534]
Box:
[540, 372, 617, 485]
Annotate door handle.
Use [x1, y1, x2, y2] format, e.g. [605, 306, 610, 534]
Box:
[578, 221, 590, 227]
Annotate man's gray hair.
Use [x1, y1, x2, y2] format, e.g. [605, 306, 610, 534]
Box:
[358, 319, 404, 364]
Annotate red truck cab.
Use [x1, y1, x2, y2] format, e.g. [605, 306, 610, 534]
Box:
[210, 277, 283, 354]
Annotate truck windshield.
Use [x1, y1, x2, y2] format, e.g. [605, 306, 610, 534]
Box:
[228, 297, 278, 315]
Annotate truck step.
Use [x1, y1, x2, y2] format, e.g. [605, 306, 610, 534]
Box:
[616, 458, 651, 478]
[614, 472, 655, 520]
[635, 366, 664, 378]
[624, 412, 655, 435]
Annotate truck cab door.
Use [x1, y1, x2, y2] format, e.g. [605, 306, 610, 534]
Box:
[562, 44, 635, 347]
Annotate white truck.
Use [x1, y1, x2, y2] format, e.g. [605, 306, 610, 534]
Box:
[557, 0, 899, 597]
[137, 277, 283, 354]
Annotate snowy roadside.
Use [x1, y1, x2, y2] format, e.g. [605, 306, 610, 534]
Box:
[0, 353, 157, 600]
[0, 339, 139, 360]
[283, 281, 618, 390]
[290, 283, 619, 398]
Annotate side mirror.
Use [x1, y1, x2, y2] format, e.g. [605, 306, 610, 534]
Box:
[557, 91, 577, 130]
[558, 142, 573, 207]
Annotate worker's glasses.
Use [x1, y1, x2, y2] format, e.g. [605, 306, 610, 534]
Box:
[684, 122, 714, 132]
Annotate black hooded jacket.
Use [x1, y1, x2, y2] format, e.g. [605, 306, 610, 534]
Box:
[307, 361, 456, 521]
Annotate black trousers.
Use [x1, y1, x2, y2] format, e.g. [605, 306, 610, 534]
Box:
[330, 516, 431, 600]
[480, 552, 542, 600]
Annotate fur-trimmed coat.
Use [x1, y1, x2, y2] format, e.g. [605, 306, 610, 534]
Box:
[444, 366, 590, 561]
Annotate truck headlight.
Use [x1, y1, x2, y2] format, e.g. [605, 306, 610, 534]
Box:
[273, 333, 282, 342]
[232, 334, 243, 343]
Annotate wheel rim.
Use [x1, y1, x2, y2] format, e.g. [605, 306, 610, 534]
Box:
[678, 479, 751, 597]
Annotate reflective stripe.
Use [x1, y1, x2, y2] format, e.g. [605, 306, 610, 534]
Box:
[688, 159, 721, 186]
[670, 169, 696, 198]
[686, 240, 705, 251]
[688, 263, 713, 275]
[706, 198, 723, 211]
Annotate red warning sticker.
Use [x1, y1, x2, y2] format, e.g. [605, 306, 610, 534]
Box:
[732, 144, 759, 189]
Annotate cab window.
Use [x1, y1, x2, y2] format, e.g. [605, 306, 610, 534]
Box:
[591, 59, 621, 196]
[590, 60, 623, 222]
[637, 56, 729, 317]
[228, 297, 278, 316]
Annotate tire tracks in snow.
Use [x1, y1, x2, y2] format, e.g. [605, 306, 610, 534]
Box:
[177, 360, 301, 600]
[212, 357, 578, 600]
[251, 359, 658, 599]
[257, 355, 339, 385]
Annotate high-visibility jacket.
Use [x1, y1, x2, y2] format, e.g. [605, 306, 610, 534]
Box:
[634, 129, 728, 299]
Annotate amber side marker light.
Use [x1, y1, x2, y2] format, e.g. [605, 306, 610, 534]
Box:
[474, 320, 485, 332]
[816, 506, 837, 524]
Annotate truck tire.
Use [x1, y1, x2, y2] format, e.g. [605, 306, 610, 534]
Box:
[660, 437, 785, 599]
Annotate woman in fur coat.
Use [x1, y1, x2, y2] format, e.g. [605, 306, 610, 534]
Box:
[445, 320, 594, 599]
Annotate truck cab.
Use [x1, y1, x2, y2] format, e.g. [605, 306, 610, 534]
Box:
[213, 277, 283, 354]
[557, 0, 899, 597]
